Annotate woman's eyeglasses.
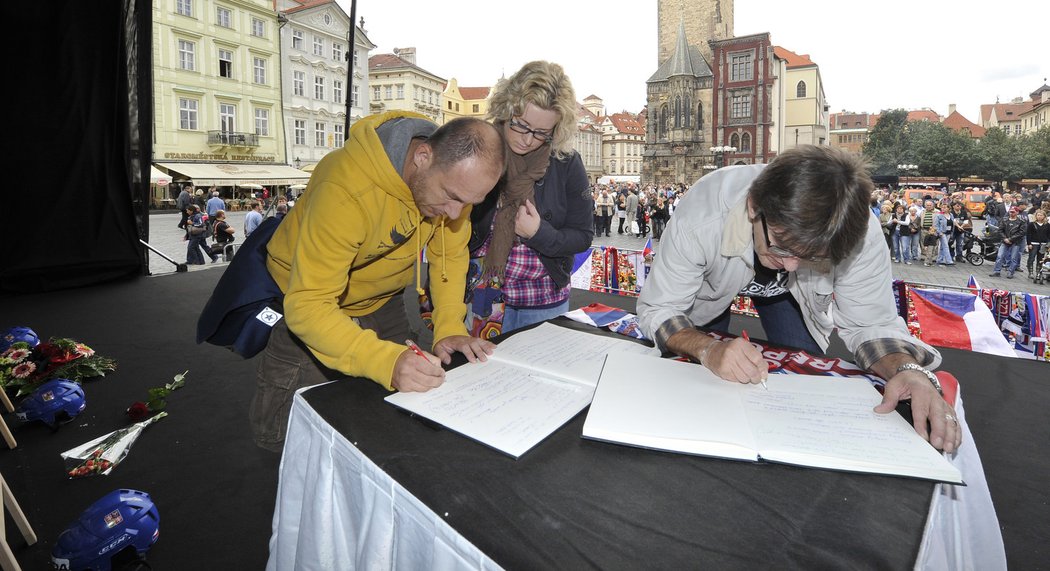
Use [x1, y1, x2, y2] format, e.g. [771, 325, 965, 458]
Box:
[760, 214, 829, 262]
[508, 119, 553, 143]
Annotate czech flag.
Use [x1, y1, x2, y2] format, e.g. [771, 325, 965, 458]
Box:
[966, 275, 980, 292]
[909, 288, 1015, 357]
[642, 238, 654, 258]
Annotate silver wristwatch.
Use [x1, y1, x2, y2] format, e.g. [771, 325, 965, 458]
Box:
[895, 363, 943, 395]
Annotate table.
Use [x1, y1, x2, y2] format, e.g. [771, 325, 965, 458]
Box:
[268, 322, 1006, 570]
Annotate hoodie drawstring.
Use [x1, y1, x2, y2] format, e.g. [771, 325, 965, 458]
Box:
[415, 215, 448, 296]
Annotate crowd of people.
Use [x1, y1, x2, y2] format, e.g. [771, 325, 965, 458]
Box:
[590, 182, 690, 240]
[872, 187, 1049, 280]
[174, 185, 296, 265]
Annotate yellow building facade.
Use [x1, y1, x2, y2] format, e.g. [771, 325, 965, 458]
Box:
[153, 0, 298, 189]
[773, 47, 828, 150]
[441, 78, 490, 123]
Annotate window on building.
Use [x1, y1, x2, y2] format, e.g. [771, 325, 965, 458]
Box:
[176, 0, 192, 17]
[353, 51, 359, 68]
[219, 103, 236, 133]
[674, 96, 682, 128]
[178, 39, 195, 71]
[292, 30, 303, 50]
[741, 132, 751, 152]
[796, 81, 807, 98]
[372, 86, 380, 100]
[314, 76, 325, 100]
[253, 57, 266, 84]
[333, 43, 343, 62]
[730, 53, 753, 81]
[351, 85, 359, 107]
[333, 79, 343, 104]
[254, 108, 269, 136]
[384, 85, 392, 99]
[447, 101, 453, 110]
[315, 122, 326, 147]
[293, 71, 305, 96]
[684, 95, 691, 127]
[730, 133, 740, 148]
[334, 123, 344, 143]
[659, 107, 667, 139]
[216, 6, 231, 27]
[396, 85, 404, 99]
[178, 98, 198, 130]
[697, 102, 704, 130]
[313, 36, 324, 56]
[218, 49, 233, 78]
[294, 119, 306, 145]
[472, 103, 480, 113]
[251, 17, 264, 37]
[455, 103, 460, 112]
[730, 93, 751, 119]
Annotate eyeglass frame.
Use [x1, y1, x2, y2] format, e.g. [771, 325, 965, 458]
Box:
[759, 213, 829, 262]
[507, 118, 554, 143]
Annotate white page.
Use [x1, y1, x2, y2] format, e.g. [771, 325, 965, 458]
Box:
[385, 324, 655, 458]
[386, 358, 593, 458]
[583, 353, 758, 460]
[490, 322, 659, 387]
[742, 376, 962, 483]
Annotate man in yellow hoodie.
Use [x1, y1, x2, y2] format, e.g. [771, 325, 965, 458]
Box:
[251, 112, 505, 451]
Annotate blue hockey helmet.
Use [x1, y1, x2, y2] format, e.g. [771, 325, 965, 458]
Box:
[15, 379, 86, 428]
[51, 489, 160, 571]
[0, 326, 40, 352]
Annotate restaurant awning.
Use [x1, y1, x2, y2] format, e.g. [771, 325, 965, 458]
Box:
[155, 162, 310, 186]
[150, 165, 169, 183]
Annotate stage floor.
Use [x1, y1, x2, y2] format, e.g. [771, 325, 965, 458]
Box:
[0, 269, 1046, 569]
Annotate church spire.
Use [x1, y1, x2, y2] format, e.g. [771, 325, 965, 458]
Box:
[668, 19, 696, 78]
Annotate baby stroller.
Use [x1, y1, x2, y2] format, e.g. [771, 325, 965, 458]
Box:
[961, 227, 1002, 266]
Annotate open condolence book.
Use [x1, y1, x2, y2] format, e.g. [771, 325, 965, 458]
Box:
[583, 352, 963, 484]
[385, 322, 659, 459]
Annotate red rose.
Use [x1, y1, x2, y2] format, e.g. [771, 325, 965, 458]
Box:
[126, 401, 151, 422]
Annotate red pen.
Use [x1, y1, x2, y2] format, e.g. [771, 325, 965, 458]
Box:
[404, 339, 430, 363]
[741, 330, 769, 390]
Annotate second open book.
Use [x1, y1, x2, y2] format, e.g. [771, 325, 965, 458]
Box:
[584, 352, 963, 484]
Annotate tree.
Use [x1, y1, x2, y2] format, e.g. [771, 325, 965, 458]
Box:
[1021, 126, 1050, 179]
[977, 128, 1027, 183]
[862, 109, 909, 176]
[908, 122, 976, 179]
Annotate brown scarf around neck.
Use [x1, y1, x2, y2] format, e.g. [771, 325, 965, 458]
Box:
[482, 137, 552, 281]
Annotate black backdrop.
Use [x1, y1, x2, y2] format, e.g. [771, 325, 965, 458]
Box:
[1, 0, 151, 293]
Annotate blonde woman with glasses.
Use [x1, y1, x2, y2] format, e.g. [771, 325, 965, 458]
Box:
[461, 60, 594, 336]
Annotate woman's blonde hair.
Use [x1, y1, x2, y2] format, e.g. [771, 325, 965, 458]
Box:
[487, 60, 577, 159]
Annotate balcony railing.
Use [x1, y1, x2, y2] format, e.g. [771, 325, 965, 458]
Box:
[208, 130, 259, 147]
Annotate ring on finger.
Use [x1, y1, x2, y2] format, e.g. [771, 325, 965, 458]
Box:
[945, 413, 957, 424]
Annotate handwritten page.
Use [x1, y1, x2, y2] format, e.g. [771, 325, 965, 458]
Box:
[742, 379, 961, 482]
[491, 322, 659, 387]
[385, 323, 657, 458]
[389, 359, 592, 458]
[583, 353, 963, 484]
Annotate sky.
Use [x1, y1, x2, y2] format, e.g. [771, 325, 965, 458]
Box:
[343, 0, 1049, 122]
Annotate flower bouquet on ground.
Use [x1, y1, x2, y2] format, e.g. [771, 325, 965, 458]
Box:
[61, 413, 167, 478]
[62, 370, 187, 479]
[0, 336, 117, 396]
